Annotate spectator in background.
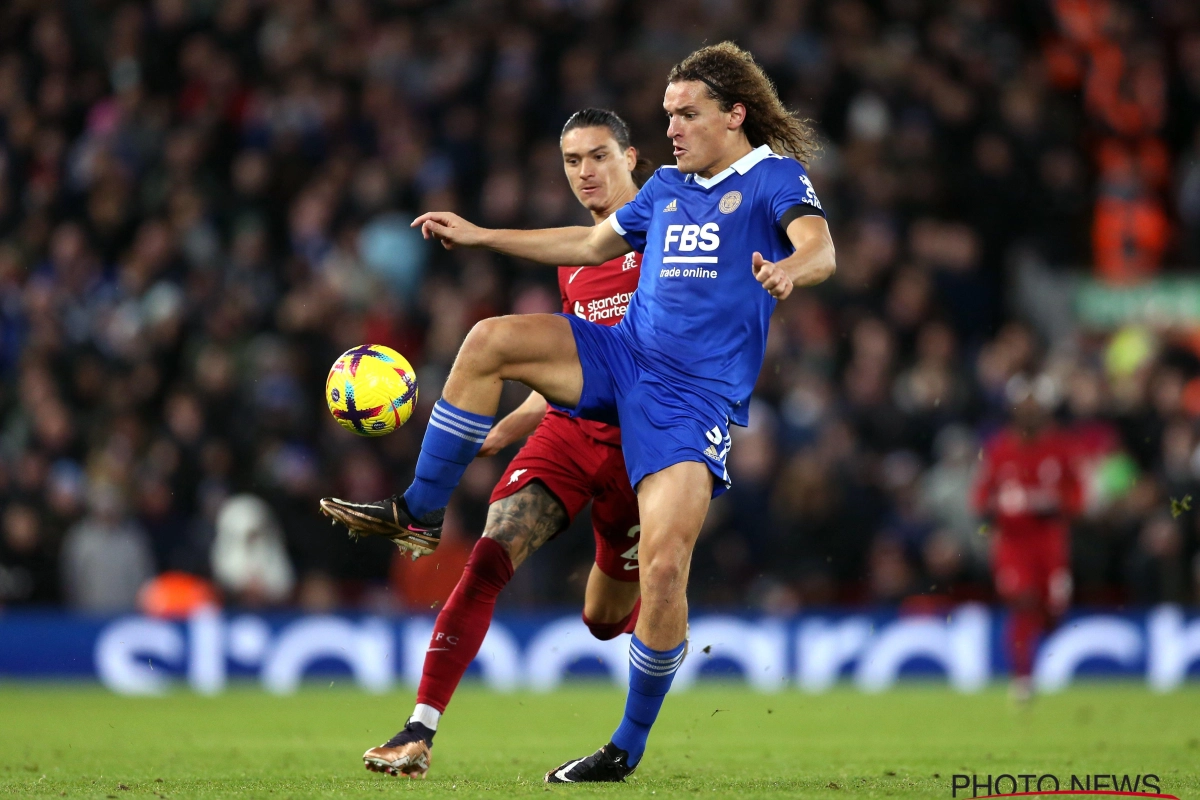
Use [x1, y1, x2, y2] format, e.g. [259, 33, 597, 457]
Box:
[0, 502, 59, 606]
[1178, 124, 1200, 263]
[921, 424, 985, 574]
[211, 493, 294, 607]
[1127, 513, 1190, 604]
[60, 481, 154, 612]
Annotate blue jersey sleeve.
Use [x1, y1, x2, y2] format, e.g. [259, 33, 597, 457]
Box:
[765, 158, 825, 230]
[610, 172, 661, 252]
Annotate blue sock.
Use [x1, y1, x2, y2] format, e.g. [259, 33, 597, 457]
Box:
[610, 634, 686, 767]
[403, 398, 493, 518]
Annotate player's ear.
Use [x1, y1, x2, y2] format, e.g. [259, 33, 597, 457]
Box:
[728, 102, 747, 131]
[625, 146, 637, 172]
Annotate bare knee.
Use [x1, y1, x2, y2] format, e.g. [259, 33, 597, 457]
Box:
[639, 548, 688, 599]
[458, 317, 509, 376]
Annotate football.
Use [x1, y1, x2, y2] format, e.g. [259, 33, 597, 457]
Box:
[325, 344, 419, 436]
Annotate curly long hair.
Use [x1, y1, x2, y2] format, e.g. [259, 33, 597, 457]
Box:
[667, 42, 818, 163]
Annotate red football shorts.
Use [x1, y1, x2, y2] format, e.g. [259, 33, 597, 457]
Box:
[991, 528, 1072, 612]
[490, 412, 641, 581]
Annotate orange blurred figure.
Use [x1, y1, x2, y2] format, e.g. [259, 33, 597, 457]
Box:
[138, 571, 220, 618]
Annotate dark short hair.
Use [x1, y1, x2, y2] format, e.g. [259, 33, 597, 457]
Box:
[560, 108, 652, 184]
[560, 108, 635, 150]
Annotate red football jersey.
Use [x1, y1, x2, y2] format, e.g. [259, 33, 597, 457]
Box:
[552, 250, 642, 445]
[972, 427, 1083, 540]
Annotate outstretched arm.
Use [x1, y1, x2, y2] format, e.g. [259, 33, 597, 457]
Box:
[751, 216, 837, 299]
[478, 390, 548, 457]
[411, 212, 629, 267]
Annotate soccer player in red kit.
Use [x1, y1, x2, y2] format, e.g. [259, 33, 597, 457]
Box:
[973, 373, 1083, 701]
[349, 109, 645, 778]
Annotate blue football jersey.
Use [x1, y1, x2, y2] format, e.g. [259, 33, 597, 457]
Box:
[610, 145, 825, 426]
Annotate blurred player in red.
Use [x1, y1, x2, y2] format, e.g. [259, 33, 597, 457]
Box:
[973, 373, 1083, 702]
[359, 110, 646, 778]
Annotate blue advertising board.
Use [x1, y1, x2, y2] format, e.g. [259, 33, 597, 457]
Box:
[1, 605, 1198, 694]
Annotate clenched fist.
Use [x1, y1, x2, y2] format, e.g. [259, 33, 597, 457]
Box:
[751, 251, 793, 300]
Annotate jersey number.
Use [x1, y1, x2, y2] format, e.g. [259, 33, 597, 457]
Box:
[621, 525, 640, 564]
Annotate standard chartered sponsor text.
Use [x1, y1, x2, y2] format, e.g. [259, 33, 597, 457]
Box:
[579, 291, 635, 321]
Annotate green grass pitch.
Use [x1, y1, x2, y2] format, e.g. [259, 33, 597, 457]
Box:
[1, 683, 1197, 798]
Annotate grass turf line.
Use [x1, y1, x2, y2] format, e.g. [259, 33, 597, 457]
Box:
[0, 683, 1197, 798]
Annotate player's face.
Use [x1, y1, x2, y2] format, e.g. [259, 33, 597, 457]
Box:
[664, 81, 745, 176]
[561, 127, 637, 214]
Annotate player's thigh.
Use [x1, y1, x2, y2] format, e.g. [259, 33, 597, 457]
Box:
[482, 482, 568, 569]
[583, 564, 640, 623]
[634, 460, 713, 590]
[455, 313, 582, 408]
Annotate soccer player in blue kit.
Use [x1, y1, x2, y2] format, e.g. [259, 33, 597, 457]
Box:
[320, 42, 836, 782]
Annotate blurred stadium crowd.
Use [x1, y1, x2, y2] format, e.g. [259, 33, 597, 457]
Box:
[3, 0, 1200, 614]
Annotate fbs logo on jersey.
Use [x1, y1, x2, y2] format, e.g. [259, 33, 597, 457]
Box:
[663, 223, 720, 252]
[663, 198, 678, 212]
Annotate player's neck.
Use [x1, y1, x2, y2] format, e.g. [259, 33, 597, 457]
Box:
[590, 181, 639, 225]
[696, 139, 754, 179]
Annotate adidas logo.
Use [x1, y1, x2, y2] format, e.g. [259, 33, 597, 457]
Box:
[663, 199, 677, 212]
[704, 445, 719, 460]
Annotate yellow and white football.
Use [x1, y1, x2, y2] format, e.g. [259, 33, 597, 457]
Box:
[325, 344, 418, 437]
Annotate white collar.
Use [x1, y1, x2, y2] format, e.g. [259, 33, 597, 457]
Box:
[690, 145, 774, 189]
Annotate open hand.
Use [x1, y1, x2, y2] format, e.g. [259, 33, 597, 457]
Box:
[410, 212, 484, 250]
[752, 251, 793, 300]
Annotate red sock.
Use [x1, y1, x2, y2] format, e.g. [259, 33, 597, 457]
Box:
[583, 598, 641, 641]
[1007, 606, 1045, 679]
[416, 537, 514, 712]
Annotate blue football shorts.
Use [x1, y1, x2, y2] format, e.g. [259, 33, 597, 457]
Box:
[551, 313, 733, 497]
